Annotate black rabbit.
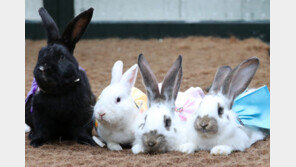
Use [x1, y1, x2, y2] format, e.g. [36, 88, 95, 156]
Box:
[25, 7, 97, 147]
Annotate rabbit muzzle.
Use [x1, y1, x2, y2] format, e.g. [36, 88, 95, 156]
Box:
[194, 115, 218, 136]
[142, 130, 167, 153]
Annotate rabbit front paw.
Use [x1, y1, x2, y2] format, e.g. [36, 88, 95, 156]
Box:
[25, 124, 31, 133]
[178, 143, 196, 154]
[210, 145, 232, 155]
[107, 142, 123, 151]
[131, 144, 144, 154]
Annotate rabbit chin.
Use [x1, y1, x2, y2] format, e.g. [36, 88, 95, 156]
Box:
[144, 145, 168, 154]
[96, 111, 128, 127]
[96, 115, 117, 126]
[196, 131, 218, 139]
[97, 118, 110, 125]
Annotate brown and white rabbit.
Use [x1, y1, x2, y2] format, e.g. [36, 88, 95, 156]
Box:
[132, 54, 185, 154]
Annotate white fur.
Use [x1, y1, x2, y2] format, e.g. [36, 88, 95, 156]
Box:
[92, 136, 105, 147]
[25, 124, 31, 133]
[184, 93, 265, 155]
[175, 112, 199, 154]
[132, 83, 199, 154]
[132, 102, 181, 154]
[131, 92, 195, 154]
[93, 61, 139, 151]
[181, 58, 266, 155]
[132, 67, 189, 154]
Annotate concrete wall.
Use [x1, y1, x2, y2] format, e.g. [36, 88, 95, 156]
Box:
[25, 0, 269, 22]
[74, 0, 270, 22]
[25, 0, 43, 21]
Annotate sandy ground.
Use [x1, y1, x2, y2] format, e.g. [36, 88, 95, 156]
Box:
[25, 37, 270, 167]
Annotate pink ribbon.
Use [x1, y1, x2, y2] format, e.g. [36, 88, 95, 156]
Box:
[175, 87, 205, 121]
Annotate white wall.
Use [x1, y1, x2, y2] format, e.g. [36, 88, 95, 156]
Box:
[25, 0, 43, 21]
[75, 0, 180, 21]
[74, 0, 270, 22]
[25, 0, 270, 22]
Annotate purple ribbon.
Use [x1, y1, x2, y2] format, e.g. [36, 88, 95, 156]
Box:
[25, 78, 39, 112]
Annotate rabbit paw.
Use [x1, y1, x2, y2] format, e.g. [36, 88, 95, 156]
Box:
[92, 136, 105, 147]
[131, 144, 144, 154]
[25, 124, 31, 133]
[107, 142, 123, 151]
[210, 145, 232, 155]
[30, 138, 45, 148]
[178, 143, 196, 154]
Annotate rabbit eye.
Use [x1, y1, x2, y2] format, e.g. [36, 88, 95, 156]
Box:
[218, 104, 224, 117]
[58, 55, 65, 63]
[163, 115, 171, 130]
[116, 97, 121, 103]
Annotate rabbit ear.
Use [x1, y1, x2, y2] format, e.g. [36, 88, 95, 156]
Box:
[38, 8, 60, 43]
[111, 60, 123, 84]
[173, 66, 183, 102]
[222, 57, 259, 107]
[61, 8, 93, 52]
[120, 64, 138, 91]
[209, 66, 232, 94]
[161, 56, 182, 103]
[138, 54, 161, 106]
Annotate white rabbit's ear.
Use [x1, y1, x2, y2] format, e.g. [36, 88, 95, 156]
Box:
[209, 66, 232, 94]
[120, 64, 138, 91]
[222, 57, 259, 107]
[111, 60, 123, 84]
[173, 66, 182, 101]
[138, 54, 161, 106]
[161, 55, 182, 103]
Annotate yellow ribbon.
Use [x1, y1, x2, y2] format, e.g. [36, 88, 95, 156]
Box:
[131, 87, 148, 113]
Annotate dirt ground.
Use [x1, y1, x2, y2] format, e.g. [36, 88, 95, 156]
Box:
[25, 37, 270, 167]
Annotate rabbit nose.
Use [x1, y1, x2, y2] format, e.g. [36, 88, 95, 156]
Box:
[148, 141, 156, 147]
[99, 113, 106, 118]
[200, 123, 208, 129]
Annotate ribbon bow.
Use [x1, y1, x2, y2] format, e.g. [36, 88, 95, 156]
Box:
[132, 87, 148, 113]
[25, 78, 39, 113]
[232, 85, 270, 130]
[131, 86, 205, 121]
[175, 87, 205, 121]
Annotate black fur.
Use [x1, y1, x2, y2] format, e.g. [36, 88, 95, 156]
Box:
[25, 7, 96, 147]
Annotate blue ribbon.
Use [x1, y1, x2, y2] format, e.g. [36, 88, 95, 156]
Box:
[233, 85, 270, 130]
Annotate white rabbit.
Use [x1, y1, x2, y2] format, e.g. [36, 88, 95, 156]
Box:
[180, 57, 266, 155]
[132, 54, 186, 154]
[93, 60, 139, 151]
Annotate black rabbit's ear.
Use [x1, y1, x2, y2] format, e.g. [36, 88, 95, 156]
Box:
[61, 8, 94, 52]
[38, 8, 60, 43]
